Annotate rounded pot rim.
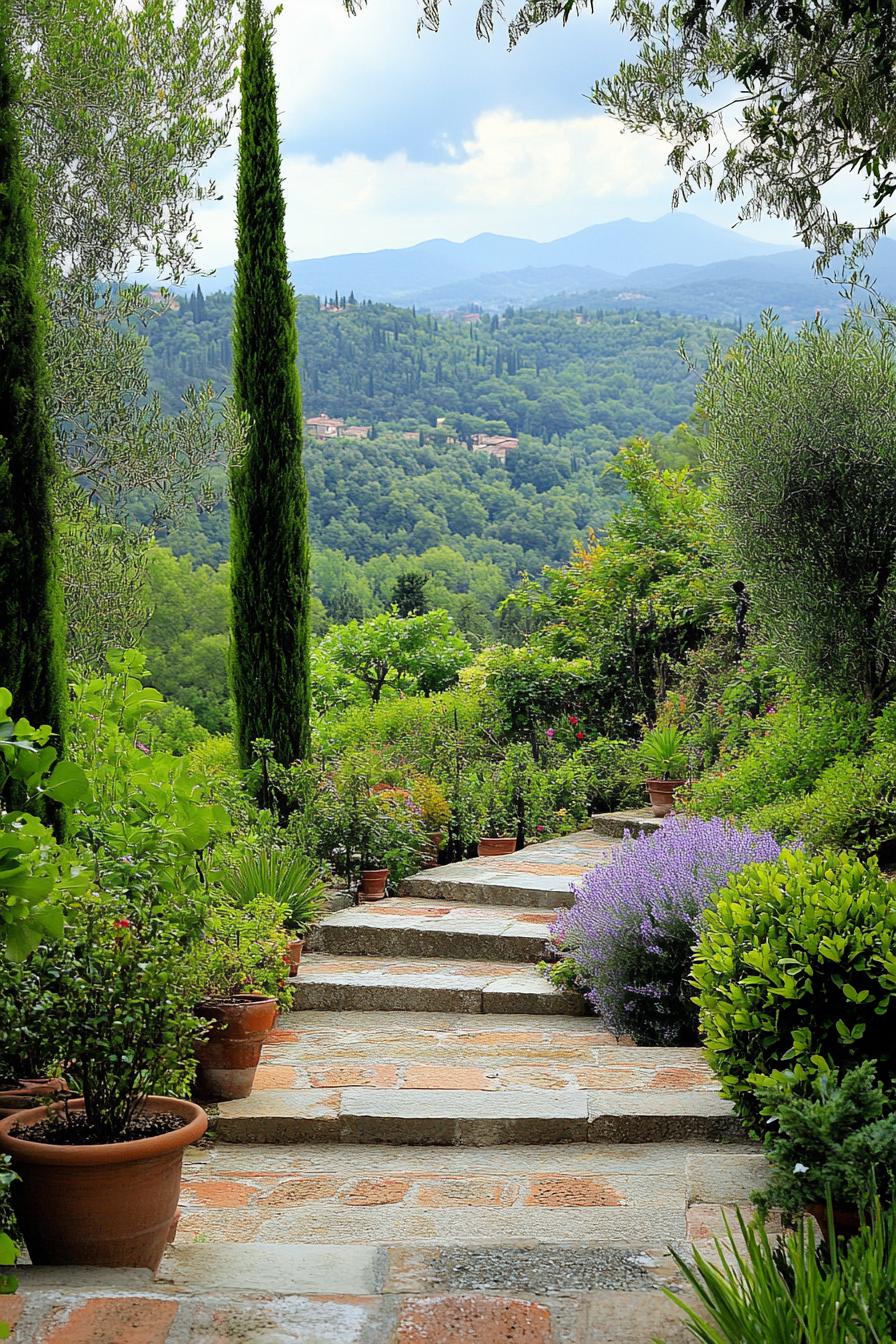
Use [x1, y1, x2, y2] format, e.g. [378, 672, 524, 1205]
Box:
[197, 992, 277, 1009]
[360, 867, 389, 877]
[479, 834, 515, 842]
[0, 1094, 208, 1167]
[644, 778, 687, 788]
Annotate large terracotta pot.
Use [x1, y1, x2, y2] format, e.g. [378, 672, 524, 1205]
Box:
[807, 1202, 863, 1241]
[478, 836, 517, 858]
[359, 868, 389, 900]
[0, 1095, 206, 1271]
[0, 1077, 68, 1122]
[645, 778, 685, 818]
[193, 993, 277, 1101]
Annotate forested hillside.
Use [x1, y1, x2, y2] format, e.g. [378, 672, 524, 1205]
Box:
[134, 295, 724, 724]
[146, 292, 730, 442]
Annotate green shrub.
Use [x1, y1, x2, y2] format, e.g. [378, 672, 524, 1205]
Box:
[687, 689, 870, 819]
[693, 850, 896, 1131]
[315, 687, 483, 778]
[756, 1063, 896, 1222]
[747, 746, 896, 857]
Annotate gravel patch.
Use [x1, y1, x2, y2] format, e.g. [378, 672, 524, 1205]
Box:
[430, 1245, 661, 1293]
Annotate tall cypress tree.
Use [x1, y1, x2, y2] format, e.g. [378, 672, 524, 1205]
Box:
[0, 0, 66, 744]
[230, 0, 311, 768]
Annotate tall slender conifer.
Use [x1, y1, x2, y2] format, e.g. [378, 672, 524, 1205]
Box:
[0, 0, 66, 747]
[230, 0, 311, 767]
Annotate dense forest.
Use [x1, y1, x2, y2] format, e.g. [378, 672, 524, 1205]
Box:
[141, 293, 729, 575]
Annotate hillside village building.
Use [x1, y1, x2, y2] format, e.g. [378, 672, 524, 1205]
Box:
[304, 415, 370, 440]
[471, 433, 519, 464]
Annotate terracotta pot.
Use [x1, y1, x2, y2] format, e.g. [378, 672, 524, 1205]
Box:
[193, 993, 277, 1101]
[0, 1077, 68, 1122]
[0, 1095, 207, 1271]
[283, 937, 305, 975]
[645, 778, 686, 818]
[478, 836, 517, 857]
[807, 1202, 863, 1241]
[359, 868, 389, 900]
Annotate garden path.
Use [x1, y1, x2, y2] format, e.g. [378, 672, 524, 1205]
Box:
[13, 821, 765, 1344]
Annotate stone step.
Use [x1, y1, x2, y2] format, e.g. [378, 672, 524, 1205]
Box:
[172, 1139, 762, 1248]
[213, 1085, 741, 1146]
[290, 954, 586, 1015]
[308, 898, 556, 963]
[591, 809, 663, 840]
[398, 829, 616, 909]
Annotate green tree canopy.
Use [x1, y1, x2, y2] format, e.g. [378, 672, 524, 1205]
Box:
[318, 610, 472, 704]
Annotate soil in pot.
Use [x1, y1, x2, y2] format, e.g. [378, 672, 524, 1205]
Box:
[193, 993, 277, 1102]
[645, 779, 685, 818]
[478, 836, 517, 858]
[359, 868, 388, 900]
[0, 1095, 207, 1271]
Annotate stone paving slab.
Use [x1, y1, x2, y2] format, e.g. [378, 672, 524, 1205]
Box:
[591, 809, 663, 839]
[257, 1012, 717, 1092]
[398, 831, 615, 909]
[5, 1282, 703, 1344]
[291, 956, 586, 1015]
[172, 1140, 753, 1248]
[309, 899, 556, 964]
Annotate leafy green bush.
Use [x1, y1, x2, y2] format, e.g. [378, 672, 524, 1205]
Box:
[315, 687, 483, 778]
[693, 850, 896, 1131]
[663, 1204, 896, 1344]
[687, 688, 870, 819]
[190, 895, 290, 1005]
[756, 1063, 896, 1222]
[44, 888, 205, 1141]
[747, 746, 896, 856]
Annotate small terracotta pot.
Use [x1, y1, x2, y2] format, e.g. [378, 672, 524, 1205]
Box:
[0, 1095, 207, 1271]
[283, 937, 305, 975]
[193, 993, 277, 1101]
[478, 836, 517, 857]
[807, 1202, 863, 1241]
[0, 1077, 68, 1122]
[645, 778, 685, 818]
[359, 868, 389, 900]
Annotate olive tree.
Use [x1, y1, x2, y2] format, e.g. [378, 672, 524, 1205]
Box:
[699, 318, 896, 704]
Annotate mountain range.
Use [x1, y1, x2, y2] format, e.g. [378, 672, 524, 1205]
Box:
[197, 212, 896, 324]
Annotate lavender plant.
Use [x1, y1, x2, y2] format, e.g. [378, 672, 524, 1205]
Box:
[554, 816, 782, 1045]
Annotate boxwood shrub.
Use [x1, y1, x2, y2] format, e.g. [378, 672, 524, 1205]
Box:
[693, 849, 896, 1132]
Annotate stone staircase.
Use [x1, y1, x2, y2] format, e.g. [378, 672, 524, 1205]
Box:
[14, 827, 762, 1344]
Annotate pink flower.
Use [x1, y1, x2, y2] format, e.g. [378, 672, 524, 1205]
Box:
[135, 741, 151, 756]
[545, 729, 555, 740]
[536, 824, 545, 833]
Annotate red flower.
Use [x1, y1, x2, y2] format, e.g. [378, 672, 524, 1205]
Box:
[576, 731, 585, 740]
[536, 824, 545, 832]
[568, 715, 578, 726]
[113, 918, 131, 929]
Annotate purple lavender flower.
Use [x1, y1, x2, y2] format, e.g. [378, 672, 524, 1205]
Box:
[553, 816, 785, 1045]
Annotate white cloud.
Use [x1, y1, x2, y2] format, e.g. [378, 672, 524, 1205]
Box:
[193, 107, 674, 268]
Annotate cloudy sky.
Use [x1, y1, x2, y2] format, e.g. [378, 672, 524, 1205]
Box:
[192, 0, 830, 271]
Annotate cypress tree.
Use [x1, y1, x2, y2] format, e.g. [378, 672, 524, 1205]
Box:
[230, 0, 311, 768]
[0, 0, 66, 745]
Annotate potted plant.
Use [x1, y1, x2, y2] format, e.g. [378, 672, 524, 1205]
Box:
[409, 773, 452, 865]
[0, 898, 207, 1272]
[640, 726, 688, 816]
[357, 789, 426, 899]
[755, 1062, 896, 1241]
[221, 849, 327, 974]
[191, 895, 289, 1101]
[475, 761, 518, 857]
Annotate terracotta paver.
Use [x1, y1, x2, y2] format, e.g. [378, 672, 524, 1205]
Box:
[395, 1294, 555, 1344]
[38, 1297, 178, 1344]
[343, 1178, 412, 1206]
[525, 1176, 623, 1208]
